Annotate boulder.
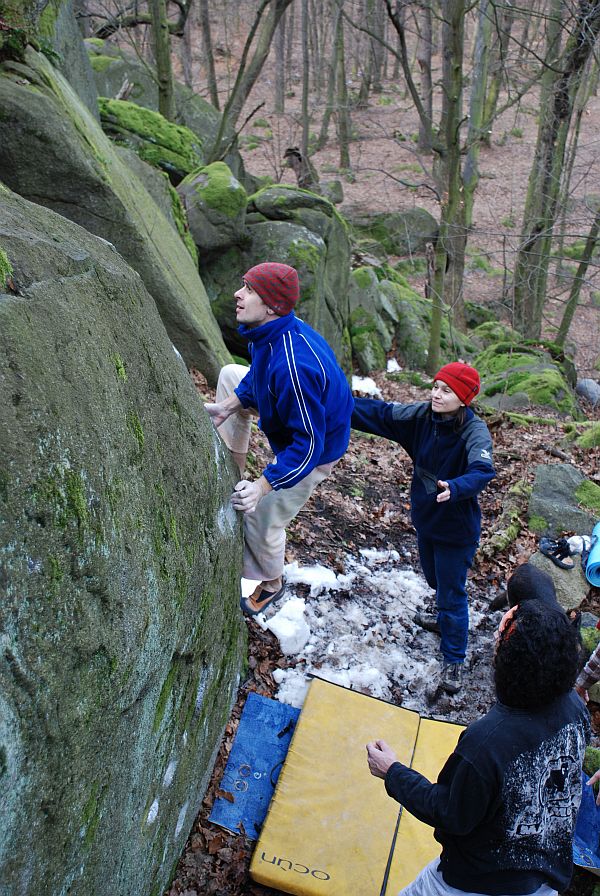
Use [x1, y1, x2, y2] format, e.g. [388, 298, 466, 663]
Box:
[347, 266, 475, 372]
[528, 464, 598, 538]
[116, 147, 198, 265]
[85, 38, 252, 188]
[576, 377, 600, 407]
[0, 185, 245, 896]
[528, 552, 589, 611]
[0, 48, 230, 384]
[41, 0, 99, 119]
[99, 97, 204, 184]
[178, 161, 249, 258]
[345, 206, 438, 256]
[474, 342, 577, 415]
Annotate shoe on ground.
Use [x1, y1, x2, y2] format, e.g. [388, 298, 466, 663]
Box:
[440, 662, 463, 695]
[414, 611, 441, 634]
[240, 583, 286, 616]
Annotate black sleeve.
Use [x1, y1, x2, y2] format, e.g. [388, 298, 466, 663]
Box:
[384, 753, 496, 835]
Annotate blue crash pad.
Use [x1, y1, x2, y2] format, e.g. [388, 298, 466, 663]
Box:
[209, 691, 300, 839]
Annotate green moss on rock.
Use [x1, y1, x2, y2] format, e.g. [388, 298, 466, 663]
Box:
[576, 480, 600, 515]
[0, 247, 13, 287]
[90, 54, 116, 73]
[184, 161, 246, 219]
[98, 98, 203, 181]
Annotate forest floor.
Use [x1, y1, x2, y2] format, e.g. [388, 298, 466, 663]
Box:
[166, 371, 600, 896]
[159, 10, 600, 893]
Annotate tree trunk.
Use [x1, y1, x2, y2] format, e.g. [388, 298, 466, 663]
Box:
[431, 0, 467, 333]
[555, 205, 600, 347]
[199, 0, 220, 109]
[274, 10, 286, 113]
[513, 0, 600, 338]
[207, 0, 294, 162]
[481, 1, 514, 146]
[150, 0, 175, 121]
[416, 1, 433, 152]
[301, 0, 310, 160]
[316, 2, 341, 150]
[463, 0, 492, 230]
[335, 0, 351, 170]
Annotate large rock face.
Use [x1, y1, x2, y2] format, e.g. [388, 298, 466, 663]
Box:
[0, 185, 245, 896]
[0, 48, 230, 385]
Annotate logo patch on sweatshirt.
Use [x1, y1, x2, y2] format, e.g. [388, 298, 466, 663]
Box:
[480, 449, 491, 460]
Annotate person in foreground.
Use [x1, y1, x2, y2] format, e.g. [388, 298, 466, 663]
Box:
[366, 601, 589, 896]
[205, 262, 354, 616]
[352, 362, 495, 694]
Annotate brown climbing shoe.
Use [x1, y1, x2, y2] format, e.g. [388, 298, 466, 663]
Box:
[240, 583, 286, 617]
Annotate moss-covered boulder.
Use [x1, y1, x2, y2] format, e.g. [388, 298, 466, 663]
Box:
[474, 342, 577, 415]
[347, 265, 475, 371]
[41, 0, 99, 119]
[528, 463, 598, 539]
[99, 97, 204, 184]
[85, 38, 252, 188]
[0, 47, 230, 383]
[203, 186, 352, 369]
[178, 161, 248, 257]
[347, 207, 438, 256]
[116, 146, 198, 264]
[0, 184, 245, 896]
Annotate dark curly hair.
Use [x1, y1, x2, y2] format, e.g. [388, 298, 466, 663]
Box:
[494, 600, 580, 709]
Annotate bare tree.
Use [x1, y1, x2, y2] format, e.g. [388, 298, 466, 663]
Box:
[150, 0, 175, 120]
[206, 0, 294, 162]
[514, 0, 600, 338]
[199, 0, 220, 109]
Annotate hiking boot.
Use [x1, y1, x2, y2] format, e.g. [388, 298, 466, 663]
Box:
[440, 662, 463, 695]
[414, 611, 441, 634]
[240, 583, 286, 617]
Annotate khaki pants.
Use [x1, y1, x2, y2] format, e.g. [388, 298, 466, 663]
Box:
[216, 364, 337, 581]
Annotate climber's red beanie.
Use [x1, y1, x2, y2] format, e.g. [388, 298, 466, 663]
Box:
[433, 362, 480, 405]
[243, 262, 300, 316]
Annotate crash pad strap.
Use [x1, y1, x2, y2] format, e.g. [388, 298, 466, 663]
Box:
[250, 678, 463, 896]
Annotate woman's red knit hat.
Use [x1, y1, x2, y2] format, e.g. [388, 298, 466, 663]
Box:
[243, 262, 300, 316]
[433, 362, 480, 405]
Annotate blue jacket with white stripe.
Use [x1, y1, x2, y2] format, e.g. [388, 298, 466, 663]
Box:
[235, 312, 354, 490]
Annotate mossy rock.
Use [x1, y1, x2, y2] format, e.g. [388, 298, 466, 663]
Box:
[581, 626, 600, 656]
[349, 305, 388, 372]
[575, 423, 600, 448]
[178, 161, 248, 256]
[98, 97, 204, 184]
[464, 301, 497, 329]
[347, 207, 438, 256]
[0, 184, 244, 896]
[0, 48, 230, 381]
[116, 146, 197, 264]
[85, 38, 253, 190]
[584, 746, 600, 777]
[475, 343, 577, 415]
[471, 320, 519, 349]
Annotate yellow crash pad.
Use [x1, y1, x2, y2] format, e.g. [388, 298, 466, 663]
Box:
[250, 677, 463, 896]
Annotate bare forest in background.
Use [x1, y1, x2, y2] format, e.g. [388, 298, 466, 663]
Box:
[81, 0, 600, 377]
